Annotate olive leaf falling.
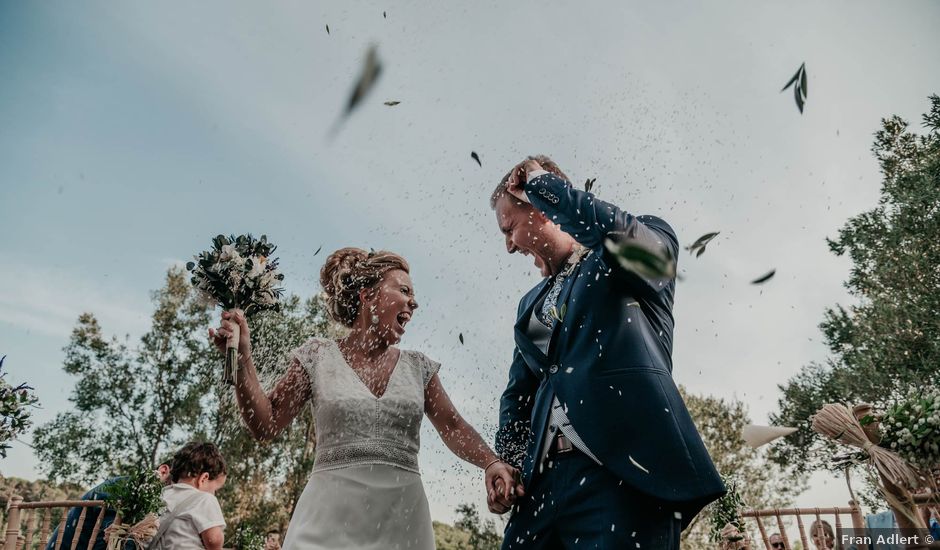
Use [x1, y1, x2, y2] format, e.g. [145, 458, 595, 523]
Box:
[603, 238, 677, 280]
[329, 45, 382, 137]
[384, 101, 401, 106]
[685, 232, 720, 258]
[781, 63, 808, 114]
[584, 178, 596, 193]
[471, 151, 482, 167]
[458, 333, 464, 345]
[325, 24, 330, 35]
[750, 269, 776, 285]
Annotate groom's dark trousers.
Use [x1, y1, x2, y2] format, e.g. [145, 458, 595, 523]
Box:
[502, 449, 682, 549]
[496, 172, 726, 549]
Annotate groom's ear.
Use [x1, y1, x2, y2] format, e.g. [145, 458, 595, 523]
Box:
[527, 205, 550, 224]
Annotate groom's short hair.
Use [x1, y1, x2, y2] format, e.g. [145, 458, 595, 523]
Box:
[489, 154, 570, 209]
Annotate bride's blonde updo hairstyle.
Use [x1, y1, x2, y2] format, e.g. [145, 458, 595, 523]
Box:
[320, 247, 410, 327]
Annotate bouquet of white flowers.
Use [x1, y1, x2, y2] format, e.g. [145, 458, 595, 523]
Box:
[708, 474, 747, 546]
[880, 386, 940, 472]
[230, 523, 266, 550]
[187, 234, 284, 384]
[103, 468, 165, 550]
[813, 396, 939, 529]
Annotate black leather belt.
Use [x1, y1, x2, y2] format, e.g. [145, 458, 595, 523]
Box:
[551, 433, 574, 455]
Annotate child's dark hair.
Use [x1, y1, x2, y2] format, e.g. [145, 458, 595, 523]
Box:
[170, 441, 227, 482]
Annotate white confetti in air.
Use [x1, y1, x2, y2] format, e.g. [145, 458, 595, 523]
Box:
[628, 455, 650, 474]
[565, 367, 574, 373]
[611, 524, 616, 532]
[579, 477, 586, 486]
[674, 511, 683, 520]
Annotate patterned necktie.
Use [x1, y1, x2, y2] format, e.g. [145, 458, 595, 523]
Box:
[537, 247, 590, 329]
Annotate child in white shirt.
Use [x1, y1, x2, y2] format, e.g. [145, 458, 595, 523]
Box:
[156, 442, 227, 550]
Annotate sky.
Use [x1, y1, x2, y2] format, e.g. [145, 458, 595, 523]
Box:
[2, 0, 939, 527]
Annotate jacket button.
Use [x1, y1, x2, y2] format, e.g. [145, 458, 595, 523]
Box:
[549, 365, 559, 374]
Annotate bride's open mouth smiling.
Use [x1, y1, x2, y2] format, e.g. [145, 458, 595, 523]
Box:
[396, 311, 411, 331]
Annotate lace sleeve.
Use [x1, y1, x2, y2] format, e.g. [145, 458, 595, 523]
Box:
[414, 352, 441, 387]
[290, 337, 324, 381]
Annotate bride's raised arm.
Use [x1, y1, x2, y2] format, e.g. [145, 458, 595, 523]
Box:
[211, 308, 312, 441]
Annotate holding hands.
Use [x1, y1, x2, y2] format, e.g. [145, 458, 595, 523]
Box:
[486, 460, 525, 514]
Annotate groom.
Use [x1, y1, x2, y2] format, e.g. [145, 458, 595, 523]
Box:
[488, 155, 725, 549]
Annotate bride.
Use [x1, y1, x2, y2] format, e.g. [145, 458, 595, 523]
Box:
[210, 247, 521, 549]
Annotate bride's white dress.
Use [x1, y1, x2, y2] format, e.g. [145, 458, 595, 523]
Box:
[281, 337, 440, 550]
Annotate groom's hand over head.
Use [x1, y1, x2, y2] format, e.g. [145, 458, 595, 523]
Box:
[504, 158, 543, 204]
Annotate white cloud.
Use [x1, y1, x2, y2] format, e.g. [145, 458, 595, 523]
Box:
[0, 264, 151, 339]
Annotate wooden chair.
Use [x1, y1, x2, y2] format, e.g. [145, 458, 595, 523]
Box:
[738, 500, 865, 549]
[913, 491, 939, 521]
[3, 494, 110, 550]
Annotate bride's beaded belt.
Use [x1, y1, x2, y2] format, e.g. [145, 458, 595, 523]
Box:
[313, 441, 420, 474]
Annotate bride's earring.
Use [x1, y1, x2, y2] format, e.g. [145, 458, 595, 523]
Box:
[370, 305, 379, 325]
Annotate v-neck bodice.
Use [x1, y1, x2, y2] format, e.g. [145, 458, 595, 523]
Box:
[335, 342, 403, 400]
[291, 338, 440, 474]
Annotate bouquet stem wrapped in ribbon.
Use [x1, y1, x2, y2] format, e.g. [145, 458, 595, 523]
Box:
[812, 402, 936, 528]
[104, 514, 160, 550]
[187, 234, 284, 384]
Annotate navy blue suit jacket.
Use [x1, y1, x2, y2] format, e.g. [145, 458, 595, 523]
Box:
[495, 172, 725, 522]
[46, 478, 119, 550]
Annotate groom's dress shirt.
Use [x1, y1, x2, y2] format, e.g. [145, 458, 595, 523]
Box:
[527, 252, 603, 467]
[524, 169, 603, 466]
